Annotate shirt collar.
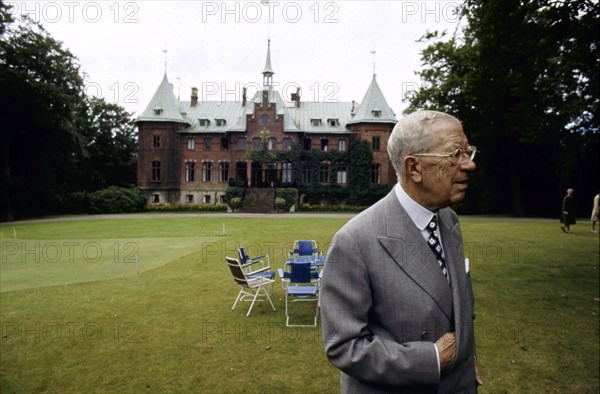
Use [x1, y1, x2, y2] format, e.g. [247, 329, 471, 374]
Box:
[394, 183, 436, 231]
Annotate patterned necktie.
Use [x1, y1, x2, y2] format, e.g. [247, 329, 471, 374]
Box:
[427, 215, 449, 283]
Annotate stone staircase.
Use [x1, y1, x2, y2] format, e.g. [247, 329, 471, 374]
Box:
[242, 188, 275, 213]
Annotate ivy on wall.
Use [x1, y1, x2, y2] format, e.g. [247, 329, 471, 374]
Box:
[276, 139, 391, 206]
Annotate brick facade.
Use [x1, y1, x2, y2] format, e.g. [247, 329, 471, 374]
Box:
[136, 44, 397, 206]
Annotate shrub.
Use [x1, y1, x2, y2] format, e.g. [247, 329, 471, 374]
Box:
[230, 197, 242, 211]
[276, 188, 298, 211]
[88, 187, 146, 214]
[145, 204, 227, 213]
[224, 187, 244, 205]
[299, 203, 367, 213]
[274, 197, 286, 212]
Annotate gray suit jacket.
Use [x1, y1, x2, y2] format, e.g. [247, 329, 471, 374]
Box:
[321, 191, 477, 393]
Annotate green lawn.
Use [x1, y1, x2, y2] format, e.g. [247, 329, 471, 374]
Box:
[0, 216, 598, 393]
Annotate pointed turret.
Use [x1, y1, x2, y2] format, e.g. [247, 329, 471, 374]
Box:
[137, 74, 190, 125]
[262, 39, 274, 89]
[347, 75, 396, 125]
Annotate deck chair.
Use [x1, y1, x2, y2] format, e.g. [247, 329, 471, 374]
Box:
[278, 261, 319, 327]
[238, 247, 275, 279]
[289, 240, 319, 258]
[238, 246, 275, 294]
[225, 256, 276, 317]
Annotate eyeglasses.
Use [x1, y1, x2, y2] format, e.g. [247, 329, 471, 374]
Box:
[412, 145, 477, 162]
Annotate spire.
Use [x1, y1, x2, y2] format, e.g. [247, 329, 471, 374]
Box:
[262, 39, 274, 89]
[347, 74, 396, 125]
[136, 73, 190, 125]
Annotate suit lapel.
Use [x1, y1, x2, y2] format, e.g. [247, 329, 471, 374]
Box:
[377, 193, 453, 321]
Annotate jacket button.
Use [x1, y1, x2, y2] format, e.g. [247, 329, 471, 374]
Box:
[420, 331, 428, 339]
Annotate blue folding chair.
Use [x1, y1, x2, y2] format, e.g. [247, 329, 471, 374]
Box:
[225, 256, 276, 317]
[278, 261, 320, 327]
[238, 247, 275, 293]
[289, 240, 319, 258]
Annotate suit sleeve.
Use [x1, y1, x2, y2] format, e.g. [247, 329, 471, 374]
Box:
[321, 228, 441, 387]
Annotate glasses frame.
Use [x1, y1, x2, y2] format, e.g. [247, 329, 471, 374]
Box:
[412, 145, 477, 162]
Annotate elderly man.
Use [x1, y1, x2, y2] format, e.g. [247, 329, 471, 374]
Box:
[321, 110, 482, 393]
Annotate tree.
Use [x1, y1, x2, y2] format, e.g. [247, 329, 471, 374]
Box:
[0, 1, 139, 220]
[408, 0, 599, 216]
[0, 3, 88, 220]
[80, 97, 137, 190]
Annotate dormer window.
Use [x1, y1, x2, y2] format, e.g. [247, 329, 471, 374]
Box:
[199, 119, 210, 127]
[215, 119, 227, 126]
[372, 109, 381, 118]
[311, 118, 322, 127]
[154, 107, 163, 115]
[328, 118, 339, 127]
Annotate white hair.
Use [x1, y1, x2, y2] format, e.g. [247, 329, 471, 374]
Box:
[387, 110, 462, 180]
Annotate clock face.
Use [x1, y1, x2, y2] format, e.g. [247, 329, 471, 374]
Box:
[261, 114, 270, 125]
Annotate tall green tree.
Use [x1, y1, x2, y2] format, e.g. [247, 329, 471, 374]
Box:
[0, 1, 138, 220]
[408, 0, 599, 216]
[1, 3, 88, 220]
[80, 97, 137, 190]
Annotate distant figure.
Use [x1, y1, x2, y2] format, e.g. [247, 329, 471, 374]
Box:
[560, 188, 575, 233]
[591, 192, 599, 233]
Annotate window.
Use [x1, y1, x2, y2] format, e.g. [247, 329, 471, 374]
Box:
[203, 195, 211, 204]
[220, 137, 229, 150]
[338, 139, 347, 151]
[215, 119, 226, 126]
[252, 137, 261, 150]
[238, 137, 247, 150]
[154, 108, 163, 115]
[153, 135, 161, 148]
[185, 161, 195, 182]
[371, 164, 381, 184]
[152, 194, 160, 203]
[151, 161, 161, 181]
[321, 138, 329, 151]
[372, 110, 381, 117]
[220, 195, 227, 204]
[319, 162, 330, 183]
[311, 119, 322, 127]
[261, 114, 269, 125]
[186, 194, 194, 203]
[372, 137, 380, 150]
[204, 137, 212, 150]
[236, 162, 247, 182]
[302, 138, 311, 150]
[328, 118, 339, 127]
[187, 137, 195, 150]
[199, 119, 210, 127]
[268, 137, 277, 150]
[283, 137, 292, 150]
[337, 163, 347, 184]
[301, 162, 311, 183]
[282, 161, 293, 183]
[219, 162, 229, 182]
[202, 162, 212, 182]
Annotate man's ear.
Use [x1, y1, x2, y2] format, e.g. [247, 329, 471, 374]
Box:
[404, 156, 422, 183]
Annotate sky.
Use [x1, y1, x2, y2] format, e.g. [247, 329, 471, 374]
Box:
[7, 0, 464, 117]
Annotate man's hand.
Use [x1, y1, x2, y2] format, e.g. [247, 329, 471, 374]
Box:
[475, 361, 483, 386]
[435, 332, 456, 372]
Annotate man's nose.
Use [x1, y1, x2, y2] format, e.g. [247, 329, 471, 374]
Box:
[460, 159, 476, 171]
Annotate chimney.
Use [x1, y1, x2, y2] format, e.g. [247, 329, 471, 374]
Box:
[290, 87, 301, 108]
[191, 87, 198, 107]
[242, 87, 247, 107]
[351, 100, 356, 114]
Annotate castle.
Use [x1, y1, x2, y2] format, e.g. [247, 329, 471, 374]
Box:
[136, 40, 397, 209]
